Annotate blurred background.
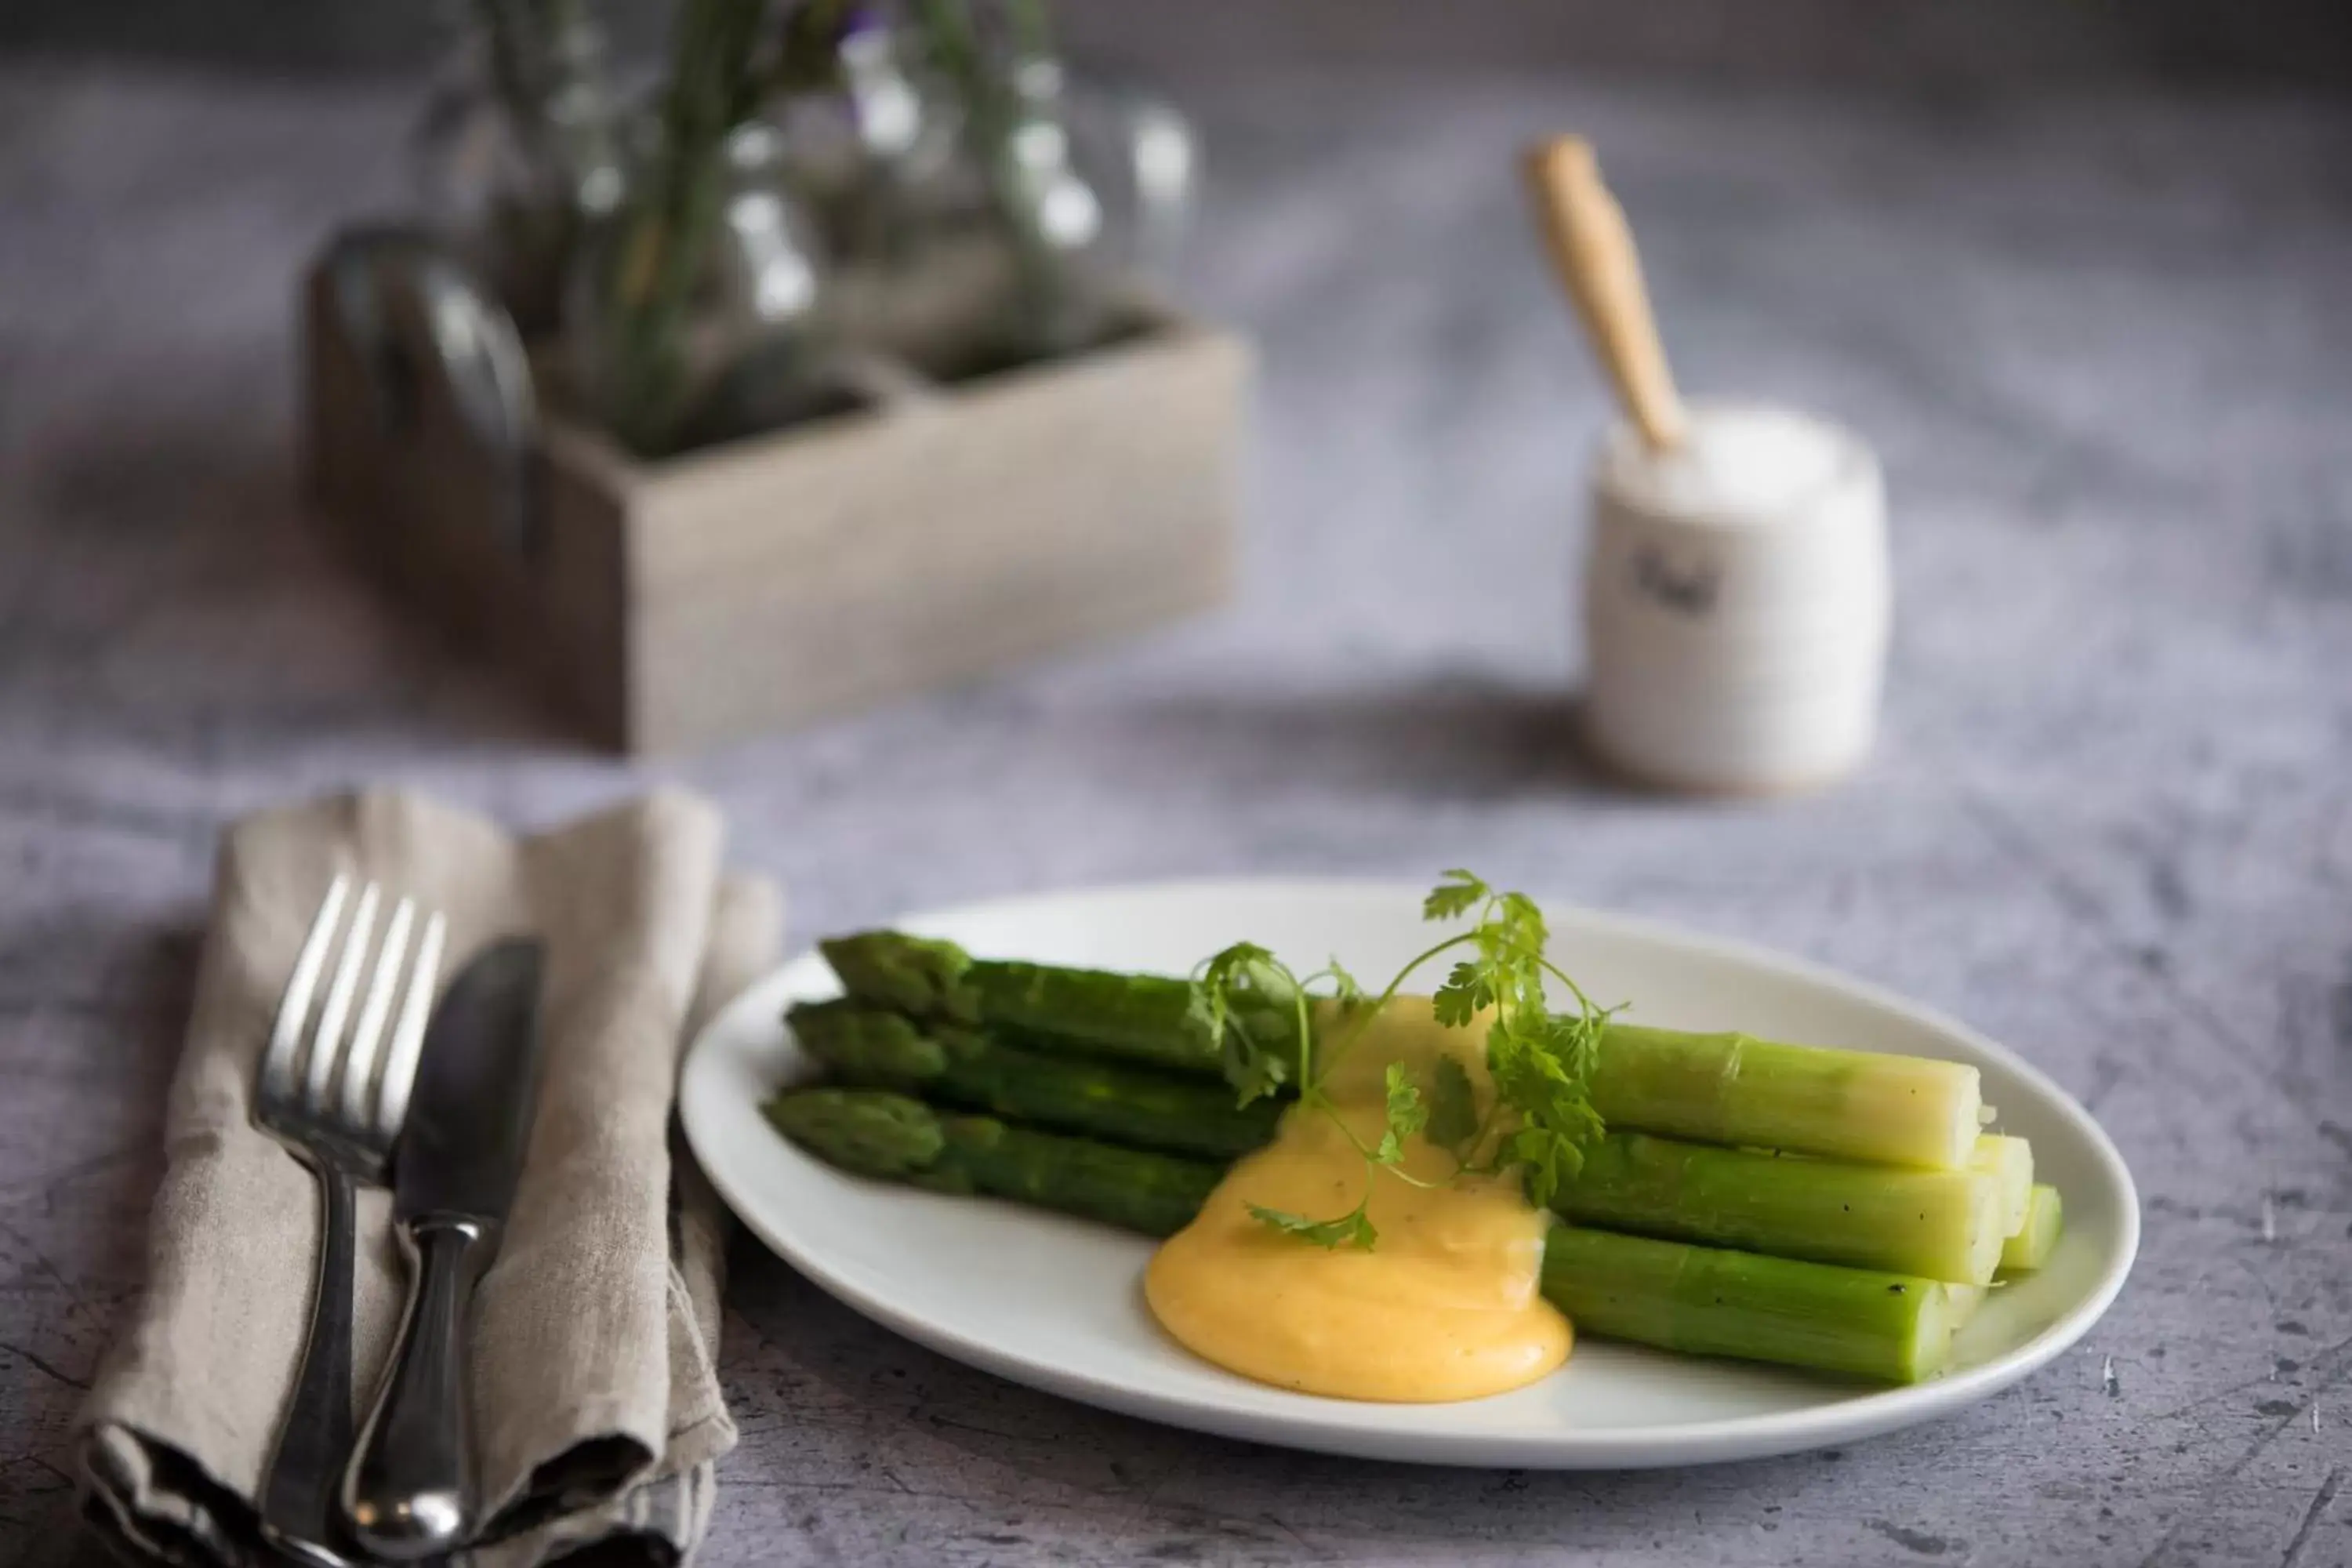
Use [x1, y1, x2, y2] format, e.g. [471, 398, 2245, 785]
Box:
[9, 0, 2351, 84]
[3, 0, 2347, 1124]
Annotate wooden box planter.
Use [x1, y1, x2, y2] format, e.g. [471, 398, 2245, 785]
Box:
[300, 258, 1249, 753]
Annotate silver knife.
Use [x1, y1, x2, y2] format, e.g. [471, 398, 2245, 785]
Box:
[340, 937, 546, 1559]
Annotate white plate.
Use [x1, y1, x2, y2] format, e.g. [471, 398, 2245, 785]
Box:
[681, 880, 2139, 1468]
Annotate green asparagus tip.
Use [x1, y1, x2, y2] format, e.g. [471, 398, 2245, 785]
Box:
[786, 1000, 952, 1080]
[819, 931, 978, 1020]
[764, 1087, 946, 1178]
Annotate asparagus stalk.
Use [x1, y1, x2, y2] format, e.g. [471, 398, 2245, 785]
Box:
[786, 1000, 1283, 1160]
[793, 996, 2018, 1279]
[1971, 1134, 2034, 1235]
[765, 1087, 1223, 1237]
[818, 933, 1262, 1076]
[1556, 1131, 2009, 1284]
[820, 934, 1984, 1169]
[1539, 1225, 1963, 1385]
[1945, 1282, 1987, 1330]
[1998, 1184, 2063, 1273]
[1588, 1024, 1983, 1171]
[768, 1087, 1965, 1383]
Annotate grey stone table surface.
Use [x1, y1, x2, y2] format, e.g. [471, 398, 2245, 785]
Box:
[4, 57, 2350, 1568]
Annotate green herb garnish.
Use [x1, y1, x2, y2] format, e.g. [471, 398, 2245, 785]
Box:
[1191, 869, 1617, 1249]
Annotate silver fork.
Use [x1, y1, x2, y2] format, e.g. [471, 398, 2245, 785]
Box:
[252, 874, 446, 1566]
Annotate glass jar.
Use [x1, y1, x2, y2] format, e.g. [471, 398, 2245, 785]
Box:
[918, 42, 1198, 377]
[565, 121, 844, 457]
[769, 6, 967, 266]
[1047, 71, 1195, 291]
[408, 0, 630, 335]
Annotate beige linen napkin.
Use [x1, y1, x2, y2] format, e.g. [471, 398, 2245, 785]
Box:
[77, 788, 778, 1566]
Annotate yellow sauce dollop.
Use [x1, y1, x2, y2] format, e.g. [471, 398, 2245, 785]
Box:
[1144, 999, 1570, 1402]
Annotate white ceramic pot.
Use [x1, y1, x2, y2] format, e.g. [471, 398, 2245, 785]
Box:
[1581, 400, 1889, 793]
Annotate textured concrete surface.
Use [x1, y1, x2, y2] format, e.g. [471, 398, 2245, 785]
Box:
[3, 58, 2350, 1568]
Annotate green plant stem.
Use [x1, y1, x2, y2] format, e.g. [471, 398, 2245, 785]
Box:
[598, 0, 768, 453]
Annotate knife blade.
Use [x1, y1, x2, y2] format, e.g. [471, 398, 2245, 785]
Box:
[387, 938, 546, 1222]
[342, 937, 546, 1559]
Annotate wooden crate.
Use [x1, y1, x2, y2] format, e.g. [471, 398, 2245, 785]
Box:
[301, 263, 1249, 753]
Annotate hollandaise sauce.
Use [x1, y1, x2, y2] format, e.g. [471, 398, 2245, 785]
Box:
[1143, 1000, 1570, 1402]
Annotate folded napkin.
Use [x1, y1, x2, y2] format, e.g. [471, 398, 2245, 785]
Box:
[78, 788, 778, 1566]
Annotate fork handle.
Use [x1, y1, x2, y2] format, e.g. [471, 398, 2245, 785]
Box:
[343, 1214, 490, 1559]
[259, 1160, 359, 1567]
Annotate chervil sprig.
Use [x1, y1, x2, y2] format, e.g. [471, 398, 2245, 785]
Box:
[1192, 942, 1441, 1249]
[1189, 869, 1617, 1247]
[1424, 872, 1616, 1207]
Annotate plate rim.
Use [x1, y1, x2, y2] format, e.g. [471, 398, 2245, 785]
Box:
[682, 876, 2141, 1468]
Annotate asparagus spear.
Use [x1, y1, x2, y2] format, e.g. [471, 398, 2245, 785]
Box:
[793, 1000, 2016, 1279]
[1998, 1183, 2063, 1273]
[1588, 1024, 1983, 1171]
[1557, 1132, 2009, 1284]
[767, 1087, 1964, 1383]
[818, 933, 1271, 1076]
[786, 1000, 1283, 1160]
[819, 934, 1984, 1169]
[1971, 1134, 2034, 1235]
[1539, 1225, 1963, 1385]
[765, 1087, 1223, 1237]
[1945, 1282, 1987, 1330]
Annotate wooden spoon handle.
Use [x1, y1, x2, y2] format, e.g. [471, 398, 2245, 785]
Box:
[1523, 136, 1686, 452]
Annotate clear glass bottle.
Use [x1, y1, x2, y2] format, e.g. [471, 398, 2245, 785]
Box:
[566, 119, 843, 456]
[1047, 71, 1196, 292]
[770, 5, 965, 264]
[408, 0, 630, 335]
[906, 0, 1199, 375]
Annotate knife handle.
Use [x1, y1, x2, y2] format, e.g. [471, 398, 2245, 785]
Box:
[343, 1213, 491, 1559]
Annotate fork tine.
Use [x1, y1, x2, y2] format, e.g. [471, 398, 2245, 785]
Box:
[262, 874, 349, 1107]
[373, 911, 446, 1142]
[339, 896, 415, 1133]
[304, 881, 379, 1113]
